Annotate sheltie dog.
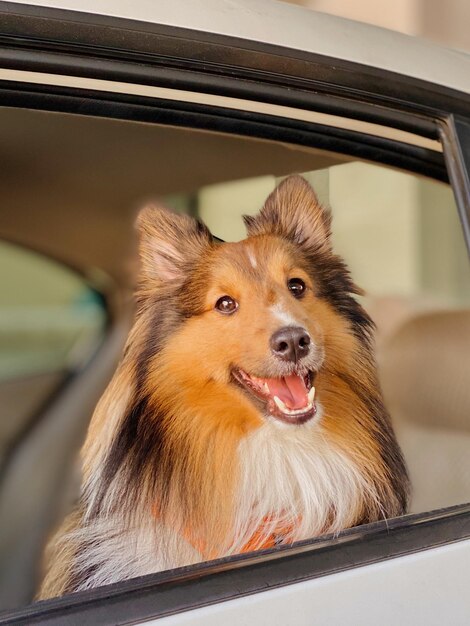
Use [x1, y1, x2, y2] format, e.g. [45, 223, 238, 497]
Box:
[39, 175, 409, 598]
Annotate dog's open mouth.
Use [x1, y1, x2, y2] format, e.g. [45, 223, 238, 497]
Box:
[232, 368, 317, 425]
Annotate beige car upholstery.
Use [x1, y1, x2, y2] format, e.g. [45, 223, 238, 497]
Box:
[0, 372, 64, 465]
[380, 309, 470, 513]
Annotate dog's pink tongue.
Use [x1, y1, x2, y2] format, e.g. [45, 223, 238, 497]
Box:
[266, 374, 308, 410]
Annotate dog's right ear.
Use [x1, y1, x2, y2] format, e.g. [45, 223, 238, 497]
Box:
[136, 205, 213, 284]
[244, 175, 332, 254]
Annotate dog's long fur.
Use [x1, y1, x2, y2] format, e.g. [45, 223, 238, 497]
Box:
[38, 176, 409, 598]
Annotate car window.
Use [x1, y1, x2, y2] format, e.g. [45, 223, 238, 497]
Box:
[0, 111, 468, 619]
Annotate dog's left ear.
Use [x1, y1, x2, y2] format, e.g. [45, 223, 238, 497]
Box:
[137, 204, 213, 284]
[244, 175, 332, 253]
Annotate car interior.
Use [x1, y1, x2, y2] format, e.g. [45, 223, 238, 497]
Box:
[0, 106, 469, 612]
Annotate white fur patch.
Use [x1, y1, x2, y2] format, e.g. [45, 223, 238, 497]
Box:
[270, 303, 301, 327]
[230, 416, 382, 552]
[246, 247, 258, 269]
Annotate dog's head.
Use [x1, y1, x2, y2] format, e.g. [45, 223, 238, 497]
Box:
[137, 175, 370, 428]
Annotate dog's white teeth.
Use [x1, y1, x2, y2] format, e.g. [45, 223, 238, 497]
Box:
[273, 396, 288, 411]
[263, 383, 270, 394]
[308, 386, 316, 403]
[273, 395, 316, 416]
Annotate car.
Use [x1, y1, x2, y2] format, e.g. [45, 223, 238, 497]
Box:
[0, 0, 469, 624]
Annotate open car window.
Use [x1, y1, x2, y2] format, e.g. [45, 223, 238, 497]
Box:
[0, 115, 468, 620]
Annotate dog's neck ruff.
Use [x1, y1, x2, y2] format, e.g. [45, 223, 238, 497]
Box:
[231, 414, 379, 552]
[157, 412, 379, 560]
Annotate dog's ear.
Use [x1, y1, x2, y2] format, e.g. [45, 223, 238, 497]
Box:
[244, 175, 332, 253]
[137, 205, 213, 284]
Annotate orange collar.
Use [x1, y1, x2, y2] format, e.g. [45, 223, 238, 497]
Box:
[237, 517, 296, 553]
[183, 516, 296, 559]
[153, 506, 296, 559]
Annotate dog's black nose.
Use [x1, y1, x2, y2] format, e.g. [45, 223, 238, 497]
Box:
[270, 326, 311, 363]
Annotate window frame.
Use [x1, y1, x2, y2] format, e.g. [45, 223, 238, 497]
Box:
[3, 504, 470, 626]
[0, 4, 469, 624]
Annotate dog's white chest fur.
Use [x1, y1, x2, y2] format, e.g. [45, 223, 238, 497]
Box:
[72, 411, 376, 591]
[231, 413, 373, 551]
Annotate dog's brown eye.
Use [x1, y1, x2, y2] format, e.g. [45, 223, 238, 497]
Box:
[288, 278, 306, 298]
[215, 296, 238, 314]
